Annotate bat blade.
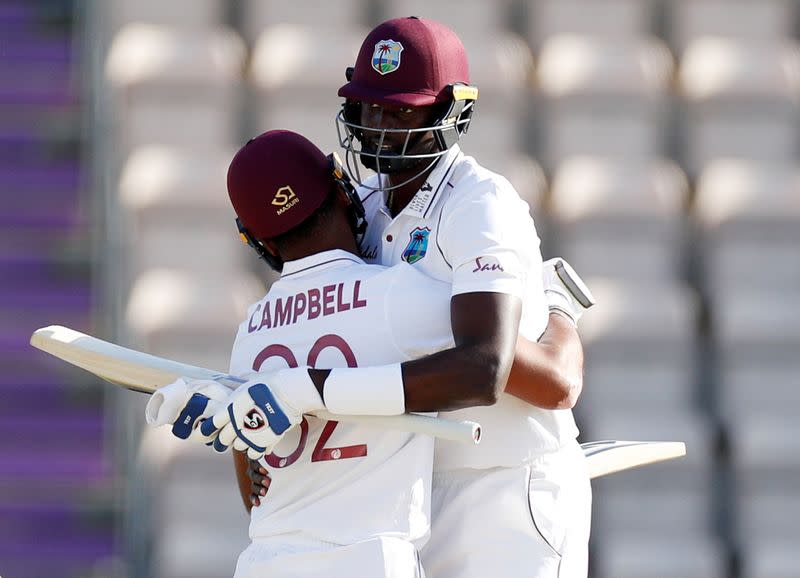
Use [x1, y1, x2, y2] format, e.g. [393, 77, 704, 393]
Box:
[30, 325, 480, 444]
[581, 440, 687, 479]
[30, 325, 246, 392]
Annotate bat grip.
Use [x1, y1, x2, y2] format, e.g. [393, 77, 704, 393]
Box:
[311, 410, 481, 445]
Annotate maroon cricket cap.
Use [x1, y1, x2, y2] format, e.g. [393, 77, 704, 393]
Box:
[227, 130, 332, 239]
[338, 16, 470, 107]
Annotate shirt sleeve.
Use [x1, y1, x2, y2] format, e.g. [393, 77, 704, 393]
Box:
[228, 319, 250, 375]
[438, 179, 541, 299]
[384, 264, 455, 360]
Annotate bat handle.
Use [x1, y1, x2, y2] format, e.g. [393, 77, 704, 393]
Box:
[311, 411, 481, 445]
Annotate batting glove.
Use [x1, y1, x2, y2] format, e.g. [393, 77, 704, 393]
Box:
[144, 378, 232, 443]
[543, 257, 596, 326]
[200, 367, 325, 460]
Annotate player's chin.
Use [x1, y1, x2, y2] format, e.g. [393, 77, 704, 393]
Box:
[359, 149, 400, 173]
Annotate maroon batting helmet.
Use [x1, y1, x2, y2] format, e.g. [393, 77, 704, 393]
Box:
[339, 16, 471, 107]
[227, 130, 365, 270]
[336, 17, 479, 185]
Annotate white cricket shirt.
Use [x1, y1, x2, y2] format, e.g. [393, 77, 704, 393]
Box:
[358, 145, 580, 470]
[229, 250, 454, 546]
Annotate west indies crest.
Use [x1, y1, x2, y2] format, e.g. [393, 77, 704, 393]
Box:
[372, 39, 404, 75]
[402, 227, 431, 264]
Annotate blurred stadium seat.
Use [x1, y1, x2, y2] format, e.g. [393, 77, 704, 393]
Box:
[740, 540, 798, 578]
[106, 23, 245, 150]
[536, 34, 674, 167]
[250, 25, 365, 92]
[694, 158, 800, 293]
[475, 154, 548, 217]
[105, 23, 246, 90]
[713, 291, 800, 419]
[679, 38, 800, 173]
[594, 534, 727, 578]
[549, 156, 689, 282]
[125, 268, 264, 369]
[140, 430, 250, 578]
[729, 415, 800, 569]
[467, 33, 534, 97]
[537, 35, 674, 97]
[576, 279, 700, 413]
[381, 0, 512, 38]
[118, 146, 237, 213]
[694, 157, 800, 429]
[670, 0, 796, 52]
[118, 146, 246, 274]
[250, 25, 364, 154]
[242, 0, 368, 43]
[106, 0, 226, 32]
[527, 0, 656, 48]
[457, 33, 534, 163]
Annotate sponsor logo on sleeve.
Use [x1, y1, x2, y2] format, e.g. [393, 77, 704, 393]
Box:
[472, 256, 505, 273]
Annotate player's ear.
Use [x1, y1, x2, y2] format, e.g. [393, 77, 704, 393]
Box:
[263, 239, 279, 257]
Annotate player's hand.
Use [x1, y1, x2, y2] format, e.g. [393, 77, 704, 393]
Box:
[542, 257, 596, 326]
[144, 378, 232, 443]
[248, 458, 271, 508]
[200, 367, 325, 460]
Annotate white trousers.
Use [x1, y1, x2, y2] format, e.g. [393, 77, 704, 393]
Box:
[422, 441, 591, 578]
[233, 535, 425, 578]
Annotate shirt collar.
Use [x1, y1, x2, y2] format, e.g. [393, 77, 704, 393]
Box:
[280, 249, 365, 278]
[399, 144, 463, 220]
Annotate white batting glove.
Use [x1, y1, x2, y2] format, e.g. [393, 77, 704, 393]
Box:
[145, 378, 232, 443]
[200, 367, 325, 460]
[543, 257, 596, 326]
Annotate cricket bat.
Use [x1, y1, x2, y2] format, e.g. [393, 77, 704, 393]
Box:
[30, 326, 687, 476]
[580, 439, 686, 479]
[30, 325, 481, 445]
